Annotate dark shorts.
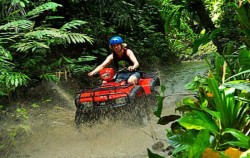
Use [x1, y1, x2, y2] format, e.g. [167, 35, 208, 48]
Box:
[116, 72, 141, 82]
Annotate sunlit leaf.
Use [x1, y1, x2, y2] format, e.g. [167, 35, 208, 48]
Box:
[183, 97, 199, 108]
[178, 111, 219, 134]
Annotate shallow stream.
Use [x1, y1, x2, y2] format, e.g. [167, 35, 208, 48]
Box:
[8, 60, 208, 158]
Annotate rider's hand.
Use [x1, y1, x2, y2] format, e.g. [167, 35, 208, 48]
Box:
[88, 72, 94, 77]
[128, 66, 135, 71]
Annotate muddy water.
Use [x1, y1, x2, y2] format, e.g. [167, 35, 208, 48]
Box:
[9, 60, 208, 158]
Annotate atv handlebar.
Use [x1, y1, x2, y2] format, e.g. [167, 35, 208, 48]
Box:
[117, 67, 138, 73]
[93, 72, 100, 77]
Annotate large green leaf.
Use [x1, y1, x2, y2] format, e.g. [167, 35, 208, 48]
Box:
[178, 111, 219, 134]
[200, 106, 221, 120]
[207, 77, 231, 128]
[223, 128, 250, 149]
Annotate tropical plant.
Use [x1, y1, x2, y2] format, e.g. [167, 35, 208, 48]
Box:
[148, 1, 250, 157]
[0, 1, 94, 100]
[149, 73, 250, 158]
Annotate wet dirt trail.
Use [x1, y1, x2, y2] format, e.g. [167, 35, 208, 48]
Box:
[8, 60, 208, 158]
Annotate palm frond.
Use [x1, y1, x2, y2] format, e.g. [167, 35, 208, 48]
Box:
[62, 33, 93, 44]
[26, 2, 62, 18]
[45, 16, 64, 21]
[40, 73, 59, 82]
[11, 41, 49, 53]
[24, 29, 62, 39]
[0, 45, 13, 69]
[60, 20, 88, 31]
[0, 45, 12, 60]
[0, 20, 33, 31]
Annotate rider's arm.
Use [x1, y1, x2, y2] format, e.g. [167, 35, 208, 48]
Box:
[88, 54, 113, 76]
[126, 49, 139, 71]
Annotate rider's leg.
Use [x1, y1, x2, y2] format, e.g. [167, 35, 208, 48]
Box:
[127, 72, 140, 84]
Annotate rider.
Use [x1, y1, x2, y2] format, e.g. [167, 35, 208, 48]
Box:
[88, 36, 140, 84]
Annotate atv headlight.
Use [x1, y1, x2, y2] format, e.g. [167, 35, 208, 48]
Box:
[115, 97, 127, 105]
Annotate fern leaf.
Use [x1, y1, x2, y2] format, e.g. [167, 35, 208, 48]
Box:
[26, 2, 62, 17]
[60, 20, 88, 31]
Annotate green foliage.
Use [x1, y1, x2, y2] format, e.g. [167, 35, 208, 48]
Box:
[0, 20, 33, 31]
[60, 20, 88, 31]
[12, 41, 49, 53]
[39, 73, 59, 82]
[238, 48, 250, 71]
[61, 55, 96, 75]
[26, 2, 62, 17]
[0, 71, 30, 98]
[178, 111, 219, 134]
[10, 0, 29, 6]
[154, 74, 250, 157]
[188, 130, 210, 158]
[235, 1, 250, 47]
[192, 29, 221, 54]
[67, 0, 175, 67]
[154, 43, 250, 156]
[223, 128, 250, 149]
[0, 1, 94, 99]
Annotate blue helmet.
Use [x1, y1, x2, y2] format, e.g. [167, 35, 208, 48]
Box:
[109, 36, 123, 45]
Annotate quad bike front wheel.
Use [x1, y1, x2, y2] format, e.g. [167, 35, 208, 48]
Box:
[75, 108, 83, 128]
[131, 94, 151, 126]
[75, 107, 102, 128]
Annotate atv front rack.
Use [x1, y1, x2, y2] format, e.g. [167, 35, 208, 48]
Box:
[75, 84, 134, 108]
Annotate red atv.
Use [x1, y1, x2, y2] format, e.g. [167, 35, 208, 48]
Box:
[74, 67, 160, 127]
